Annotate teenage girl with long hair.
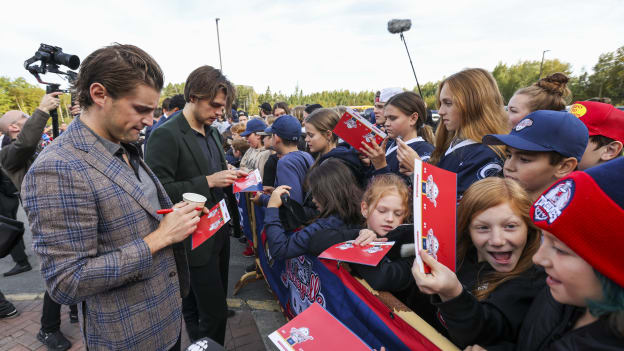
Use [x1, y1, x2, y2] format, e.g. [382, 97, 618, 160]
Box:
[396, 68, 510, 198]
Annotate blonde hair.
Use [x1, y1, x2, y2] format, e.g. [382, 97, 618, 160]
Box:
[456, 177, 541, 300]
[362, 174, 410, 220]
[292, 105, 306, 122]
[230, 122, 246, 135]
[265, 115, 277, 126]
[430, 68, 509, 165]
[514, 72, 571, 112]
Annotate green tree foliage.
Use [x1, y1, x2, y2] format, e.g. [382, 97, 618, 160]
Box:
[492, 59, 573, 103]
[0, 77, 45, 115]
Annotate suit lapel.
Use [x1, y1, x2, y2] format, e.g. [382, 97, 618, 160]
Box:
[71, 119, 161, 221]
[176, 113, 212, 176]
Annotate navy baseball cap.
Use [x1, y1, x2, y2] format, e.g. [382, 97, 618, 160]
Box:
[264, 115, 301, 141]
[240, 118, 268, 137]
[482, 110, 589, 161]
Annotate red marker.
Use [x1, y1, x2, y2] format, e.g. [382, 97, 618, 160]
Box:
[157, 207, 203, 215]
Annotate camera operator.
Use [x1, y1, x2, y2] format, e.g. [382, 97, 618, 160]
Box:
[0, 92, 78, 350]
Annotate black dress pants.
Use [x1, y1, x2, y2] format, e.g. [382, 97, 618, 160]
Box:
[182, 234, 230, 345]
[41, 291, 78, 333]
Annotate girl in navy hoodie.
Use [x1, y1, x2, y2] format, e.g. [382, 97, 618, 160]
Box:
[264, 159, 363, 260]
[360, 92, 434, 184]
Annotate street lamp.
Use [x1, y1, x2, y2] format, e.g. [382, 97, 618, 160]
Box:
[216, 18, 223, 71]
[539, 49, 550, 79]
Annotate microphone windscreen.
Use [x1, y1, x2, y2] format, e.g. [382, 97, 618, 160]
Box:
[387, 19, 412, 34]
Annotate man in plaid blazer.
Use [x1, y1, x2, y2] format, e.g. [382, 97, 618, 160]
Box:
[21, 44, 199, 351]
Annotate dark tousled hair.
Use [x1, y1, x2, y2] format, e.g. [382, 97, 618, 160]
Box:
[184, 65, 235, 111]
[74, 44, 164, 109]
[305, 158, 363, 226]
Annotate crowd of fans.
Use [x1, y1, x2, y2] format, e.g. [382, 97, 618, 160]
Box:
[0, 43, 623, 351]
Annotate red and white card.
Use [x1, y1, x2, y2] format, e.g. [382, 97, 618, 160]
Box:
[233, 169, 263, 193]
[413, 159, 457, 273]
[269, 303, 371, 351]
[318, 240, 395, 266]
[332, 108, 386, 153]
[191, 199, 231, 250]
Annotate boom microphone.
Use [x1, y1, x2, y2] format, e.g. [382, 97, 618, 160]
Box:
[387, 19, 412, 34]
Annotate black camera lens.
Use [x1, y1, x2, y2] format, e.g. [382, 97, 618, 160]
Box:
[54, 52, 80, 70]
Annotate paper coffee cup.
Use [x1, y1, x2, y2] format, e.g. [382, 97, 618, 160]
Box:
[182, 192, 207, 210]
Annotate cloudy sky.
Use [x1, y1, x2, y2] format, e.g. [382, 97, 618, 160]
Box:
[2, 0, 622, 95]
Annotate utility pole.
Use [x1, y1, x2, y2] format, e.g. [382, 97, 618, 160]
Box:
[216, 18, 223, 71]
[539, 49, 550, 79]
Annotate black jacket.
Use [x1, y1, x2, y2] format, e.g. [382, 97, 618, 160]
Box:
[145, 113, 242, 266]
[416, 248, 547, 348]
[490, 288, 624, 351]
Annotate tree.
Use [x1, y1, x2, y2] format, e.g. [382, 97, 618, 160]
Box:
[492, 59, 573, 103]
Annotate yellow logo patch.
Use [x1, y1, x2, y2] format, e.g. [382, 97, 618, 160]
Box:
[570, 104, 587, 118]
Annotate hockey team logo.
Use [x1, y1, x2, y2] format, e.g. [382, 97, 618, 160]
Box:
[345, 118, 357, 129]
[514, 118, 533, 131]
[423, 175, 439, 207]
[286, 327, 314, 346]
[423, 228, 440, 260]
[363, 246, 383, 254]
[281, 256, 326, 316]
[533, 179, 575, 224]
[363, 132, 376, 143]
[569, 103, 587, 118]
[478, 162, 503, 179]
[337, 242, 354, 250]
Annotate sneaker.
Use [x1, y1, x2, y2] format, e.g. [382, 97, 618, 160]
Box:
[0, 305, 19, 319]
[242, 246, 254, 257]
[69, 311, 78, 324]
[37, 330, 71, 351]
[3, 263, 32, 277]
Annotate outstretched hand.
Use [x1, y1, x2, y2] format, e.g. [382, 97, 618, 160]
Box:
[411, 249, 463, 302]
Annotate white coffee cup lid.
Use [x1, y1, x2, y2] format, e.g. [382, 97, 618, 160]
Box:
[182, 193, 207, 203]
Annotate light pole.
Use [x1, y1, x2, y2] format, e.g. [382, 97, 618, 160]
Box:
[539, 49, 550, 79]
[216, 18, 223, 71]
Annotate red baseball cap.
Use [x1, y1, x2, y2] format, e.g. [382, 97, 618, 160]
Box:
[569, 101, 624, 143]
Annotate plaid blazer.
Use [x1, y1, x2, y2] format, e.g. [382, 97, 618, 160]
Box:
[22, 118, 189, 350]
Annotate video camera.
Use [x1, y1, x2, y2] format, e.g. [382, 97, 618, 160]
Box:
[24, 43, 80, 137]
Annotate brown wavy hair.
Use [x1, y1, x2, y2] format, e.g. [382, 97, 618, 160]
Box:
[456, 177, 541, 300]
[430, 68, 509, 165]
[514, 72, 571, 112]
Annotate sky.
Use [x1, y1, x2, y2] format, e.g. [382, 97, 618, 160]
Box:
[2, 0, 623, 96]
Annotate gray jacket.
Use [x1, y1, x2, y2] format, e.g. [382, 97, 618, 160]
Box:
[0, 109, 49, 191]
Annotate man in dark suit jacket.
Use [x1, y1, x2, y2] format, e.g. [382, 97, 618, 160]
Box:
[145, 65, 245, 345]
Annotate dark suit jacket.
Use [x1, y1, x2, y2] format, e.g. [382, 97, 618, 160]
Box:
[145, 112, 241, 266]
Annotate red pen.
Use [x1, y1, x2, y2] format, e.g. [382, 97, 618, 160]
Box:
[157, 207, 203, 215]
